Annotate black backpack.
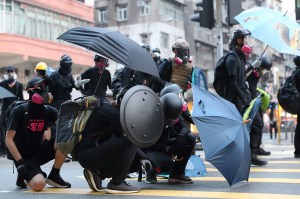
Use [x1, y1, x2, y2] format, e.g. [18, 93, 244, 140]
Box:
[3, 100, 28, 131]
[55, 96, 99, 161]
[213, 52, 237, 97]
[277, 69, 300, 115]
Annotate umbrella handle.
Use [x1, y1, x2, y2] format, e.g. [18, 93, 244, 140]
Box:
[198, 100, 206, 114]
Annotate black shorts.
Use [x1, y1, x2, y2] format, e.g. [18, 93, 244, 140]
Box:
[16, 138, 56, 181]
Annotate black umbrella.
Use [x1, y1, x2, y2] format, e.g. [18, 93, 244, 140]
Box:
[57, 27, 159, 77]
[0, 87, 16, 99]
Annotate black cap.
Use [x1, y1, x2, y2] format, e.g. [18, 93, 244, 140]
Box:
[6, 66, 15, 72]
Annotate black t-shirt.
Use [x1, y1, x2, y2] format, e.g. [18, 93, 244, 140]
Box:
[7, 102, 57, 158]
[80, 67, 111, 98]
[49, 70, 75, 101]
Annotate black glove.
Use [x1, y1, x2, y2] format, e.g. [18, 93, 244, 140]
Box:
[166, 135, 187, 158]
[16, 158, 28, 178]
[116, 86, 129, 105]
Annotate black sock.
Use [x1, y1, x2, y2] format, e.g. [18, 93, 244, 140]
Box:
[50, 167, 60, 176]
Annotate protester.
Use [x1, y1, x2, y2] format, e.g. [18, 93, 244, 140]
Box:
[151, 48, 162, 65]
[34, 62, 48, 79]
[269, 101, 278, 139]
[292, 56, 300, 158]
[5, 77, 70, 191]
[144, 92, 196, 184]
[246, 55, 273, 165]
[49, 54, 89, 110]
[0, 66, 24, 156]
[77, 54, 111, 99]
[223, 29, 252, 115]
[74, 98, 140, 193]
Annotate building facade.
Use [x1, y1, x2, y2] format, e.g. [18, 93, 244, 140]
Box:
[0, 0, 95, 84]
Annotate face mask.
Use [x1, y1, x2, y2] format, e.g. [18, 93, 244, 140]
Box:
[242, 44, 252, 58]
[96, 62, 106, 70]
[60, 63, 72, 74]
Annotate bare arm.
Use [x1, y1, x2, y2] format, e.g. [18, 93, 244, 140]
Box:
[43, 127, 51, 141]
[5, 130, 22, 161]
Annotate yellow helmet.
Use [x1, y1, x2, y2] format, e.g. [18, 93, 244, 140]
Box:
[35, 62, 47, 71]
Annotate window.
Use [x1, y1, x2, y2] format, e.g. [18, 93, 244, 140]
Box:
[97, 7, 107, 24]
[159, 1, 183, 21]
[13, 2, 25, 35]
[5, 0, 12, 32]
[160, 32, 169, 48]
[138, 1, 150, 16]
[117, 5, 127, 21]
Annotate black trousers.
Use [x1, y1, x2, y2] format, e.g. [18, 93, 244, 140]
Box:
[294, 115, 300, 155]
[77, 136, 137, 184]
[250, 108, 264, 153]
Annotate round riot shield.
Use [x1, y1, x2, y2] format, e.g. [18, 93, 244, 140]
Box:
[120, 85, 164, 148]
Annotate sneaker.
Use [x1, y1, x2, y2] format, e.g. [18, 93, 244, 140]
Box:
[256, 148, 271, 156]
[168, 174, 193, 184]
[46, 173, 71, 188]
[16, 174, 27, 189]
[251, 154, 267, 166]
[83, 169, 104, 192]
[105, 181, 141, 194]
[145, 170, 157, 184]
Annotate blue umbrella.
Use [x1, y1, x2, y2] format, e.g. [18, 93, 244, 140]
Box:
[235, 7, 300, 56]
[191, 84, 251, 186]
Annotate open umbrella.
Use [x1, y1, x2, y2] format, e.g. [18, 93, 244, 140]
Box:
[191, 84, 251, 187]
[0, 87, 16, 99]
[235, 7, 300, 56]
[57, 27, 159, 77]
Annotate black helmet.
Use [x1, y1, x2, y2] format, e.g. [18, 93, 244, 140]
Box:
[160, 84, 182, 97]
[160, 93, 183, 120]
[293, 56, 300, 67]
[94, 54, 107, 63]
[233, 29, 251, 39]
[60, 54, 72, 65]
[260, 55, 272, 70]
[26, 77, 49, 91]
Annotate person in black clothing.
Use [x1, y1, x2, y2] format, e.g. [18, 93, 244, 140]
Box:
[74, 98, 140, 193]
[269, 101, 278, 139]
[291, 56, 300, 158]
[144, 93, 196, 184]
[5, 77, 70, 191]
[78, 55, 111, 99]
[49, 54, 89, 110]
[245, 55, 273, 165]
[0, 66, 24, 155]
[224, 29, 252, 115]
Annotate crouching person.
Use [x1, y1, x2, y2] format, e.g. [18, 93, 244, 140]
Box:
[73, 98, 141, 194]
[5, 77, 71, 191]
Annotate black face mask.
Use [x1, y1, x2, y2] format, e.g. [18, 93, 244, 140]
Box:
[59, 63, 72, 75]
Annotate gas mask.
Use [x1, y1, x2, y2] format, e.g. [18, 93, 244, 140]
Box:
[31, 89, 53, 105]
[4, 72, 17, 84]
[175, 48, 191, 65]
[240, 35, 252, 58]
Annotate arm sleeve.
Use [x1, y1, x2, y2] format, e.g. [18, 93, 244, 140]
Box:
[158, 59, 172, 81]
[7, 107, 23, 131]
[50, 73, 74, 90]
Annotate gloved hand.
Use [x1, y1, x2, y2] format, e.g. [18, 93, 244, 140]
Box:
[116, 86, 128, 105]
[74, 76, 90, 88]
[16, 158, 28, 178]
[166, 135, 187, 158]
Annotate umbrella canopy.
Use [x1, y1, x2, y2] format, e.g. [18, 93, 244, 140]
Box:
[0, 87, 16, 99]
[235, 7, 300, 56]
[57, 27, 159, 77]
[191, 85, 251, 186]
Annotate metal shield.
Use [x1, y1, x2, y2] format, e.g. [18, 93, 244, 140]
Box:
[120, 85, 164, 148]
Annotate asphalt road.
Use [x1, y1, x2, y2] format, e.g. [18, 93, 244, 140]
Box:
[0, 132, 300, 199]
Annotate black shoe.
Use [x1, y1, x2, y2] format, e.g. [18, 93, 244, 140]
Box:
[46, 173, 71, 188]
[168, 174, 193, 184]
[83, 169, 104, 192]
[145, 170, 157, 184]
[251, 155, 267, 166]
[16, 174, 27, 189]
[256, 148, 271, 156]
[105, 181, 141, 194]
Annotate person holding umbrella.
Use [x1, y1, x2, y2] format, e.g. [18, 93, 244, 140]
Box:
[245, 55, 273, 165]
[291, 56, 300, 158]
